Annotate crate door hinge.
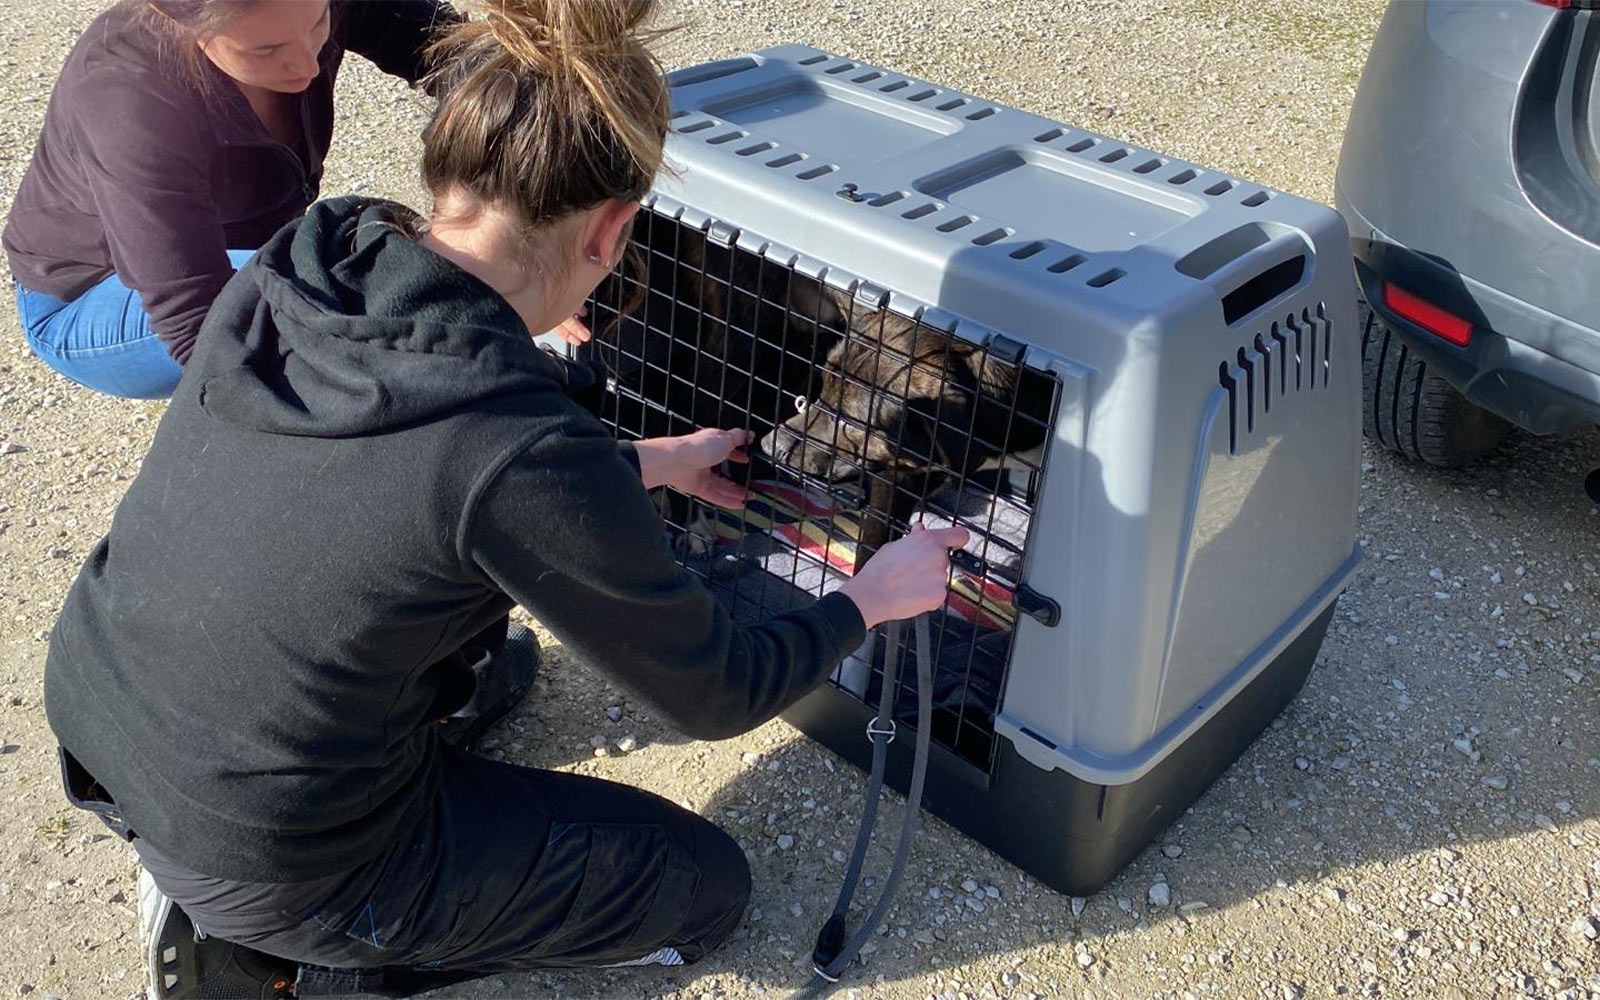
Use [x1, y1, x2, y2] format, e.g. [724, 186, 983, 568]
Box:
[1013, 584, 1060, 628]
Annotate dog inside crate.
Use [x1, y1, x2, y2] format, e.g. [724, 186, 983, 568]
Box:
[583, 209, 1057, 768]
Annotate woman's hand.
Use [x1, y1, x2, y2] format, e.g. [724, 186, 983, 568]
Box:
[837, 523, 970, 629]
[634, 428, 753, 509]
[552, 305, 592, 345]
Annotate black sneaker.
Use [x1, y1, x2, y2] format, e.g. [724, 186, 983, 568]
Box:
[139, 870, 297, 999]
[436, 623, 540, 753]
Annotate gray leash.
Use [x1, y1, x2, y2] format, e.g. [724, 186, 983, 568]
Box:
[790, 612, 934, 1000]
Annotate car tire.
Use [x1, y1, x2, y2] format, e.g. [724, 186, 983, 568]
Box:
[1360, 297, 1511, 468]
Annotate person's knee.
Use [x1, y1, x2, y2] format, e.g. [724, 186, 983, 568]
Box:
[680, 820, 751, 958]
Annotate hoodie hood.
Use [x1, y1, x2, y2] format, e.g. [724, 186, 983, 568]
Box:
[189, 196, 578, 437]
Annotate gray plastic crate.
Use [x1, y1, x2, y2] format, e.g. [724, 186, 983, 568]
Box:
[566, 45, 1361, 894]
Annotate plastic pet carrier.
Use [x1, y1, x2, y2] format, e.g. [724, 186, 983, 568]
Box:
[559, 46, 1362, 895]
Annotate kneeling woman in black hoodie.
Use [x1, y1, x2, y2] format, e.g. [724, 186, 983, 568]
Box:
[43, 0, 964, 997]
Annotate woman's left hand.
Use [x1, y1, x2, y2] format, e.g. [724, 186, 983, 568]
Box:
[634, 428, 752, 509]
[552, 305, 592, 345]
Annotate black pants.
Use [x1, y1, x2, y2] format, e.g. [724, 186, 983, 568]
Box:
[134, 745, 751, 990]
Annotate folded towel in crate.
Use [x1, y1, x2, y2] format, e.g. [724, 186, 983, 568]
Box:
[678, 472, 1030, 723]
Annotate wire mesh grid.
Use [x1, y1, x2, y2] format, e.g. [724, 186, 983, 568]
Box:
[582, 207, 1061, 770]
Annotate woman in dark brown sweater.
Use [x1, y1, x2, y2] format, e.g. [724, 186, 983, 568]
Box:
[3, 0, 455, 398]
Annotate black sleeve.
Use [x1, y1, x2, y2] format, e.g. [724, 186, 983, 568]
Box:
[464, 420, 865, 741]
[332, 0, 461, 85]
[74, 67, 232, 363]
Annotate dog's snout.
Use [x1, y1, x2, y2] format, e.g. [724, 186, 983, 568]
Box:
[759, 424, 803, 465]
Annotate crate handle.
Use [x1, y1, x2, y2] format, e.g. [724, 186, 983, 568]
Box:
[1176, 222, 1312, 326]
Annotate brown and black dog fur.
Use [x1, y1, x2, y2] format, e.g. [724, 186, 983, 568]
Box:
[759, 299, 1054, 562]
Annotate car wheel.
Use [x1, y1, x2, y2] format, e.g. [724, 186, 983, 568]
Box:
[1360, 297, 1511, 468]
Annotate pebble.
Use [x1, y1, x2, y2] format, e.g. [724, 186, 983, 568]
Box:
[741, 751, 761, 766]
[1148, 882, 1171, 908]
[604, 705, 623, 723]
[588, 734, 607, 749]
[1482, 775, 1510, 790]
[1070, 896, 1085, 917]
[0, 442, 24, 455]
[961, 878, 979, 893]
[1569, 916, 1598, 941]
[1075, 951, 1094, 968]
[1282, 986, 1305, 1000]
[776, 834, 795, 850]
[1162, 843, 1183, 858]
[789, 902, 804, 917]
[615, 735, 637, 753]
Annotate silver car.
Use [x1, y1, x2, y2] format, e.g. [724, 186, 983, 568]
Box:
[1336, 0, 1600, 472]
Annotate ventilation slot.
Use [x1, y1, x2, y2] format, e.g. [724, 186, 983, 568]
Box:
[1033, 128, 1065, 143]
[853, 71, 883, 83]
[937, 215, 976, 233]
[902, 202, 940, 220]
[706, 130, 747, 145]
[937, 98, 969, 111]
[1133, 158, 1164, 174]
[1222, 303, 1333, 452]
[766, 153, 805, 168]
[867, 190, 907, 207]
[966, 107, 997, 121]
[908, 89, 938, 101]
[1168, 168, 1198, 185]
[1066, 138, 1097, 153]
[1048, 254, 1087, 274]
[1242, 190, 1272, 207]
[677, 120, 715, 134]
[736, 141, 776, 156]
[880, 80, 910, 92]
[796, 164, 838, 180]
[1087, 268, 1126, 288]
[798, 53, 830, 65]
[1204, 179, 1236, 196]
[971, 227, 1010, 246]
[824, 62, 857, 74]
[1099, 148, 1129, 163]
[1010, 241, 1048, 260]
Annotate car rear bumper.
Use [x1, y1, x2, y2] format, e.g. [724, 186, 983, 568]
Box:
[1339, 191, 1600, 436]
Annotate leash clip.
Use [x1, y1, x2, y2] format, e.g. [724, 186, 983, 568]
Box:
[865, 718, 897, 745]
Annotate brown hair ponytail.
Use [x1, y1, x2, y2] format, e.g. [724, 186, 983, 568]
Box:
[420, 0, 672, 252]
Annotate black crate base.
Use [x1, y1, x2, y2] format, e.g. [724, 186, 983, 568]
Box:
[782, 604, 1335, 896]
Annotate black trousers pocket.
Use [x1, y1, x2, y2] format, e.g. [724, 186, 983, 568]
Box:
[59, 747, 135, 841]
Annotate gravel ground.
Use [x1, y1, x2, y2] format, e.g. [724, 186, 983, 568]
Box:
[7, 2, 1600, 999]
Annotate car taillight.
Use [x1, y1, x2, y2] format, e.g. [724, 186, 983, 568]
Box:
[1383, 283, 1473, 347]
[1534, 0, 1600, 9]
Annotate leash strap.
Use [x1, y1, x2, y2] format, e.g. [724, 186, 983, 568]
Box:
[792, 613, 935, 1000]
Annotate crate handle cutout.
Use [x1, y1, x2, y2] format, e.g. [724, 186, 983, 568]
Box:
[1175, 223, 1312, 325]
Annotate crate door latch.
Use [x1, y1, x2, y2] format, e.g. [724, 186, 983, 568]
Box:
[1012, 584, 1060, 628]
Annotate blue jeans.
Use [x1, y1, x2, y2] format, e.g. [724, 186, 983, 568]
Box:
[14, 248, 254, 399]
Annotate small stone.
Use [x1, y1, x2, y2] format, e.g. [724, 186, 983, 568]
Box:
[983, 885, 999, 899]
[789, 902, 804, 917]
[1490, 572, 1502, 584]
[1178, 901, 1209, 914]
[44, 881, 61, 892]
[0, 442, 24, 456]
[592, 746, 609, 757]
[741, 751, 760, 766]
[776, 834, 795, 850]
[1557, 800, 1574, 814]
[914, 929, 936, 945]
[1295, 757, 1310, 771]
[616, 735, 638, 753]
[1568, 915, 1598, 941]
[604, 705, 623, 723]
[1282, 985, 1305, 1000]
[1428, 890, 1450, 906]
[1524, 592, 1538, 606]
[588, 734, 607, 748]
[1116, 894, 1133, 912]
[1075, 952, 1094, 968]
[1482, 775, 1510, 790]
[1148, 882, 1171, 908]
[961, 878, 979, 893]
[1162, 844, 1183, 859]
[1564, 668, 1585, 684]
[748, 907, 762, 922]
[1330, 756, 1349, 771]
[1070, 896, 1086, 917]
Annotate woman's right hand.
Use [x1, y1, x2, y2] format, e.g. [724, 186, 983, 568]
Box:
[837, 523, 970, 629]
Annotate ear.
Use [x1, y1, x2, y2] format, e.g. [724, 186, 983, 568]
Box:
[582, 199, 640, 270]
